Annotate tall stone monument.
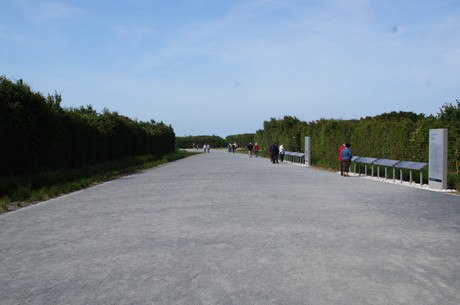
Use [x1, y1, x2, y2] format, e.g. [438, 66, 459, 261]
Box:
[305, 136, 311, 166]
[429, 129, 448, 190]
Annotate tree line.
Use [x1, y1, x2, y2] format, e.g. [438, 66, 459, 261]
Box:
[175, 135, 226, 149]
[225, 133, 255, 148]
[0, 76, 175, 177]
[175, 134, 256, 150]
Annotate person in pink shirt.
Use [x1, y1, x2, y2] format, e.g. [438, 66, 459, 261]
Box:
[338, 143, 346, 176]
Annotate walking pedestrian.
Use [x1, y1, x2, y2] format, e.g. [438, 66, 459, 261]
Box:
[269, 143, 279, 164]
[341, 143, 352, 177]
[247, 142, 254, 158]
[338, 143, 346, 176]
[279, 144, 285, 162]
[254, 143, 260, 158]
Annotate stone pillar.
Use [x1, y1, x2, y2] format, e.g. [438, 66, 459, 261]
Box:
[429, 129, 448, 190]
[305, 136, 311, 167]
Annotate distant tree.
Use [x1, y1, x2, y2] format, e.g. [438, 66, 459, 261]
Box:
[225, 133, 254, 148]
[176, 135, 226, 149]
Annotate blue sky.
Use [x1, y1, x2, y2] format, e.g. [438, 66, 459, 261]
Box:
[1, 0, 459, 137]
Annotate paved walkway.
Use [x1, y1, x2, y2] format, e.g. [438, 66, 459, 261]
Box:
[1, 150, 459, 305]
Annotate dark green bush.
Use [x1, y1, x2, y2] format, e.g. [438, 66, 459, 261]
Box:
[0, 76, 175, 177]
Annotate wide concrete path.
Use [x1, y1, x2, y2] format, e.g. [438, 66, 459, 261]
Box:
[1, 150, 460, 305]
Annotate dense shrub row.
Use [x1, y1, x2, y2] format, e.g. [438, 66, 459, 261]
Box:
[225, 133, 255, 148]
[254, 103, 460, 189]
[0, 77, 175, 177]
[176, 135, 226, 149]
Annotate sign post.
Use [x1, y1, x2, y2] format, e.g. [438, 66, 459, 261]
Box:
[429, 129, 448, 190]
[305, 136, 310, 166]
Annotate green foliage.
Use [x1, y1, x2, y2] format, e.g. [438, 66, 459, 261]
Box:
[176, 135, 226, 149]
[254, 107, 460, 190]
[0, 76, 176, 177]
[438, 100, 460, 173]
[254, 116, 306, 152]
[226, 133, 254, 148]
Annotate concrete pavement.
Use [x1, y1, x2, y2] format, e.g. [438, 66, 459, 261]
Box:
[1, 150, 460, 305]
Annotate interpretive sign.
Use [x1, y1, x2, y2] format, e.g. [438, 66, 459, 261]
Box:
[284, 151, 305, 163]
[395, 161, 427, 170]
[354, 157, 378, 164]
[395, 161, 428, 185]
[374, 159, 400, 180]
[373, 159, 400, 167]
[429, 129, 448, 190]
[292, 152, 305, 157]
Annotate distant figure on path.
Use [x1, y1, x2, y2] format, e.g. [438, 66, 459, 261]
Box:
[338, 143, 346, 176]
[341, 143, 352, 177]
[206, 144, 210, 153]
[254, 143, 260, 158]
[279, 144, 285, 162]
[270, 143, 279, 164]
[247, 143, 254, 158]
[203, 144, 207, 153]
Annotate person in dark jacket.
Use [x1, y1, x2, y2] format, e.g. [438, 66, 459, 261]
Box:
[247, 142, 254, 158]
[269, 143, 279, 164]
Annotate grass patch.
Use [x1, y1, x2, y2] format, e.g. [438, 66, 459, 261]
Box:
[0, 150, 195, 214]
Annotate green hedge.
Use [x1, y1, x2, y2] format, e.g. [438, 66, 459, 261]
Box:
[0, 76, 175, 177]
[254, 105, 460, 190]
[176, 135, 226, 149]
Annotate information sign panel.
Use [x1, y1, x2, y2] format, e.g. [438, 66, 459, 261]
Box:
[354, 157, 378, 164]
[395, 161, 427, 170]
[373, 159, 400, 167]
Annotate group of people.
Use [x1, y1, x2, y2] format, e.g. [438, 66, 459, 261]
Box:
[269, 143, 285, 164]
[245, 142, 285, 164]
[246, 142, 260, 158]
[338, 142, 353, 176]
[227, 143, 237, 153]
[233, 141, 353, 174]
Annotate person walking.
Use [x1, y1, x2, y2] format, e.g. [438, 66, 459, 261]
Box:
[338, 143, 346, 176]
[341, 143, 352, 177]
[279, 144, 285, 162]
[254, 143, 260, 158]
[270, 143, 279, 164]
[247, 142, 254, 158]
